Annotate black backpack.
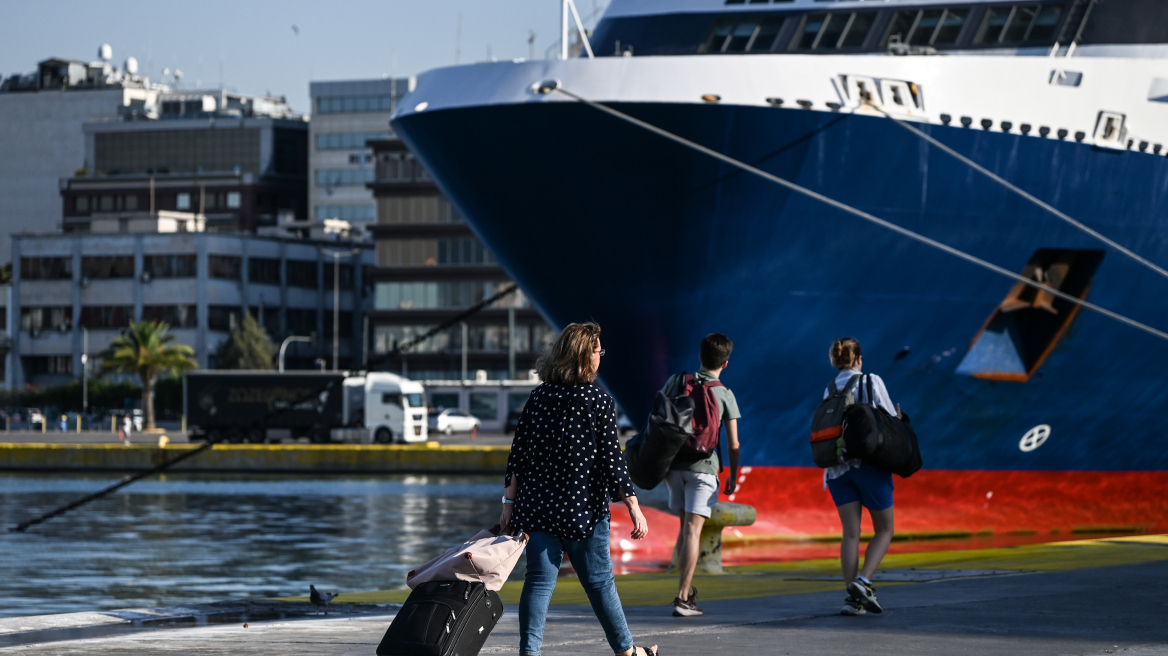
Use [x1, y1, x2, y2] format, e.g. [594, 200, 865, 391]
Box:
[624, 386, 695, 490]
[809, 374, 862, 468]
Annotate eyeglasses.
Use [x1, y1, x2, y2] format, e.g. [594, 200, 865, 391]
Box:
[594, 349, 606, 357]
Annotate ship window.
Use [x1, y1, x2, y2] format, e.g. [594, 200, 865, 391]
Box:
[884, 11, 918, 47]
[955, 249, 1104, 382]
[977, 4, 1062, 45]
[934, 9, 970, 44]
[794, 12, 876, 51]
[701, 18, 784, 54]
[910, 10, 944, 46]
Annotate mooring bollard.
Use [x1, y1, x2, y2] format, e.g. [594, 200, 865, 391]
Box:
[669, 501, 757, 575]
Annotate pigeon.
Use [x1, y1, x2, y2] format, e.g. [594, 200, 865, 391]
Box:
[310, 585, 338, 615]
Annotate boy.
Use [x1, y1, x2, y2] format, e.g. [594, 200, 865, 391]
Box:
[663, 333, 741, 617]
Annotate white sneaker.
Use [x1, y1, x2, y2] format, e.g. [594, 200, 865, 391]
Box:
[847, 580, 883, 614]
[840, 596, 867, 616]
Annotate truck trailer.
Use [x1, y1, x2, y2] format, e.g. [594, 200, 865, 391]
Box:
[186, 371, 428, 444]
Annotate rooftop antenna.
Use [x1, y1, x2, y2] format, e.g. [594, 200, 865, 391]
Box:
[528, 30, 536, 60]
[124, 56, 138, 75]
[98, 44, 112, 62]
[455, 12, 462, 64]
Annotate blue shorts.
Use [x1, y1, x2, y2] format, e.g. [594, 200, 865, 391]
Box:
[826, 463, 894, 511]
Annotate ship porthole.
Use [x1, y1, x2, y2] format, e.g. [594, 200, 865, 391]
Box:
[1019, 424, 1051, 452]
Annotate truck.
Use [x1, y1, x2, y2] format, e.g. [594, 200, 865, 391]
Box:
[185, 371, 428, 444]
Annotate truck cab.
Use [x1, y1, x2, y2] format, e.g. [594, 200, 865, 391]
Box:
[365, 373, 428, 444]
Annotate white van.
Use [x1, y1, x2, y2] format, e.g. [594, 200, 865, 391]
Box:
[365, 373, 429, 444]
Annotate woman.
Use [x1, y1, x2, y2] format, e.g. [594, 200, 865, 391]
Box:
[824, 337, 899, 616]
[501, 322, 656, 656]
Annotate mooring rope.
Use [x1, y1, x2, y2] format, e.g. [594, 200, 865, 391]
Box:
[881, 110, 1168, 282]
[540, 82, 1168, 342]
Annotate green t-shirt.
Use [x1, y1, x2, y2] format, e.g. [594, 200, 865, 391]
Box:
[663, 370, 741, 476]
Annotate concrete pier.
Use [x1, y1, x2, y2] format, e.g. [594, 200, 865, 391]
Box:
[4, 535, 1166, 655]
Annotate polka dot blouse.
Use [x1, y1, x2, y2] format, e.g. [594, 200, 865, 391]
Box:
[505, 382, 636, 541]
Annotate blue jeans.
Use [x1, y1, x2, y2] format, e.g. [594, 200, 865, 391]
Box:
[519, 517, 633, 655]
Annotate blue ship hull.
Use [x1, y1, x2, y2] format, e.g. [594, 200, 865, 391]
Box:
[392, 102, 1168, 473]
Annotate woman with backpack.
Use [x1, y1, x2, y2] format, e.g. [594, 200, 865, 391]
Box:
[825, 337, 899, 616]
[500, 322, 657, 656]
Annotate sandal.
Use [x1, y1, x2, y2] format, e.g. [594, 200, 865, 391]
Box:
[630, 646, 658, 656]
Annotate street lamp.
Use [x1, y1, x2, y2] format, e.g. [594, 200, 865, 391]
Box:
[319, 247, 362, 372]
[278, 335, 313, 373]
[81, 326, 88, 421]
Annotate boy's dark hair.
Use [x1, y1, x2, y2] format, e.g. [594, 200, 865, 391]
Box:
[699, 333, 734, 370]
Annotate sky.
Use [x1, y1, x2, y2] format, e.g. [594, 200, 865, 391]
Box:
[0, 0, 610, 113]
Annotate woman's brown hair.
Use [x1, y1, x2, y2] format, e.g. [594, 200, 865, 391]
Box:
[830, 337, 862, 370]
[535, 322, 601, 386]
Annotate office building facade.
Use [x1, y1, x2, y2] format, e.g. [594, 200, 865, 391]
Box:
[366, 139, 553, 382]
[308, 78, 413, 227]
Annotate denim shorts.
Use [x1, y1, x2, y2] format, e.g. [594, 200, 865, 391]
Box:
[826, 463, 894, 511]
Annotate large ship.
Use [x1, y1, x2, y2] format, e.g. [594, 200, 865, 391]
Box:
[391, 0, 1168, 543]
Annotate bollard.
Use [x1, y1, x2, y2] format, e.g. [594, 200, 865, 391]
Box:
[76, 415, 81, 433]
[158, 435, 170, 447]
[669, 501, 757, 575]
[111, 416, 116, 433]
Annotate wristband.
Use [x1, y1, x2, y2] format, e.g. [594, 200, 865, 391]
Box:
[501, 497, 515, 505]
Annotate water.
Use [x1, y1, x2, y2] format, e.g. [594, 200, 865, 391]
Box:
[0, 473, 504, 618]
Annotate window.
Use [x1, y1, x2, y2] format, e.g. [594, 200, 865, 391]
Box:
[176, 193, 191, 210]
[381, 393, 403, 407]
[405, 393, 425, 408]
[286, 261, 318, 288]
[430, 392, 459, 410]
[976, 4, 1062, 45]
[75, 196, 89, 212]
[26, 356, 73, 376]
[286, 308, 317, 335]
[100, 196, 114, 211]
[886, 8, 971, 47]
[144, 254, 197, 278]
[469, 392, 499, 420]
[793, 12, 876, 50]
[81, 256, 134, 279]
[322, 311, 353, 338]
[93, 128, 261, 176]
[315, 204, 376, 222]
[226, 192, 241, 209]
[143, 305, 196, 328]
[508, 392, 529, 414]
[79, 306, 134, 329]
[208, 305, 240, 331]
[248, 306, 280, 336]
[125, 194, 138, 211]
[375, 154, 431, 183]
[315, 131, 391, 151]
[315, 168, 377, 187]
[323, 263, 354, 288]
[315, 95, 395, 114]
[22, 307, 73, 332]
[208, 255, 242, 280]
[702, 18, 784, 53]
[374, 281, 527, 310]
[438, 239, 496, 265]
[249, 258, 281, 285]
[956, 249, 1104, 382]
[21, 257, 72, 280]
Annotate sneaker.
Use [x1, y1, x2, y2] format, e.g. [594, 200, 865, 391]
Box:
[847, 579, 883, 614]
[840, 596, 867, 616]
[671, 587, 703, 617]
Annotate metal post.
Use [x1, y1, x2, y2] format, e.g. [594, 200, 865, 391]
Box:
[182, 373, 187, 434]
[333, 254, 340, 371]
[279, 335, 312, 372]
[561, 0, 569, 60]
[461, 321, 468, 381]
[362, 315, 370, 371]
[508, 307, 516, 380]
[81, 326, 88, 416]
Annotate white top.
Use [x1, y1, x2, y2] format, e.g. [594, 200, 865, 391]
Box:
[822, 369, 896, 482]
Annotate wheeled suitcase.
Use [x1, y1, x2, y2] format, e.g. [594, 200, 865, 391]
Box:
[376, 580, 503, 656]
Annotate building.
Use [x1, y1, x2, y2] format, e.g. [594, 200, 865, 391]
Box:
[308, 78, 413, 227]
[60, 90, 308, 234]
[0, 48, 167, 261]
[10, 226, 372, 388]
[366, 138, 554, 381]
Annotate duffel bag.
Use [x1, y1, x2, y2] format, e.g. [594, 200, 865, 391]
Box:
[841, 403, 922, 478]
[624, 388, 694, 490]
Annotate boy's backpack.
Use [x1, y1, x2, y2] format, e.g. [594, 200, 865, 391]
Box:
[809, 374, 862, 468]
[672, 372, 725, 463]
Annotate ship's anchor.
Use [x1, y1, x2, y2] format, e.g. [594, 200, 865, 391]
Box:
[1019, 424, 1051, 452]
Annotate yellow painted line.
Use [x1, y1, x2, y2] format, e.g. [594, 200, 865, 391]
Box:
[284, 534, 1168, 608]
[0, 443, 509, 473]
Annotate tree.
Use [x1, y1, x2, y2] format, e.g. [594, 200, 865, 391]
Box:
[101, 320, 198, 430]
[213, 313, 277, 370]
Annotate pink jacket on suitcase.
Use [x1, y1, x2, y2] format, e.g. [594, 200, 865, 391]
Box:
[406, 527, 528, 592]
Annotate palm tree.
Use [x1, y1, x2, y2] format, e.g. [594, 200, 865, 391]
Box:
[101, 320, 198, 430]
